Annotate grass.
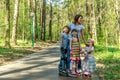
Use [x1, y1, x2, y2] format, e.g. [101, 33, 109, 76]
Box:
[0, 47, 32, 62]
[0, 39, 55, 63]
[95, 45, 120, 80]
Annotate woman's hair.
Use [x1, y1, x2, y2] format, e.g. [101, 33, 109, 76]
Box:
[62, 25, 70, 34]
[73, 14, 83, 24]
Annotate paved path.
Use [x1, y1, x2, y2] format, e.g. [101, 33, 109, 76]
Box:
[0, 44, 99, 80]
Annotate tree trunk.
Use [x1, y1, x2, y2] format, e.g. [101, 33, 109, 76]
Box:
[22, 0, 26, 41]
[28, 0, 32, 12]
[39, 0, 43, 40]
[49, 0, 52, 41]
[33, 0, 37, 42]
[90, 0, 97, 43]
[41, 0, 46, 41]
[115, 0, 120, 48]
[97, 0, 103, 44]
[57, 7, 60, 41]
[38, 0, 42, 40]
[86, 0, 91, 38]
[12, 0, 20, 45]
[4, 0, 11, 48]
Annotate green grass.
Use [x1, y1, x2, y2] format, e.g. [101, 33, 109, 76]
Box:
[0, 38, 31, 47]
[95, 45, 120, 80]
[0, 47, 30, 61]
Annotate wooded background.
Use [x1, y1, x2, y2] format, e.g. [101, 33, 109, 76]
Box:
[0, 0, 120, 48]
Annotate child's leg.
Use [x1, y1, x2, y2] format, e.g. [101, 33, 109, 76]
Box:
[78, 60, 81, 70]
[70, 60, 76, 74]
[66, 47, 70, 72]
[59, 54, 65, 70]
[75, 61, 79, 73]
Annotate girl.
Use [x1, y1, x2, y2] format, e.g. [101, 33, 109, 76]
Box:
[84, 39, 96, 76]
[70, 29, 81, 75]
[69, 14, 87, 72]
[59, 25, 70, 72]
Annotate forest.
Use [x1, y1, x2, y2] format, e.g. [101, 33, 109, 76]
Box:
[0, 0, 120, 79]
[0, 0, 120, 47]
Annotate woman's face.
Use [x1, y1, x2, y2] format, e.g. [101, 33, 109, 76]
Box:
[78, 16, 83, 24]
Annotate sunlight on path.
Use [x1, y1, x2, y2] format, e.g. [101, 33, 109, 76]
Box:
[0, 43, 99, 80]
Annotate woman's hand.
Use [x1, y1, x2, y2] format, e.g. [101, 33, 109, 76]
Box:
[85, 43, 89, 46]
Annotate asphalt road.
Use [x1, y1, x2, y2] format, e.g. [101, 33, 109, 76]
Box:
[0, 44, 99, 80]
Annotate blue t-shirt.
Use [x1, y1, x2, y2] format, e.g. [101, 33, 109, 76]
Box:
[60, 33, 69, 49]
[69, 23, 84, 38]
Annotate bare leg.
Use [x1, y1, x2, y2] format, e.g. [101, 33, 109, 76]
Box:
[71, 60, 76, 74]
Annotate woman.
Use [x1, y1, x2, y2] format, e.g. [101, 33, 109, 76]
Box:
[67, 14, 87, 73]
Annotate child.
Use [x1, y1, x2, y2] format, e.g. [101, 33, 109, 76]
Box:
[69, 29, 81, 75]
[59, 25, 70, 72]
[84, 39, 96, 76]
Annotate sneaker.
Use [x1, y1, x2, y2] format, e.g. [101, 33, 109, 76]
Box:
[71, 71, 76, 75]
[84, 71, 90, 75]
[77, 69, 82, 73]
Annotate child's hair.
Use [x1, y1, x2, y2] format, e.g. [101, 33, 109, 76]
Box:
[62, 25, 70, 34]
[71, 29, 78, 33]
[90, 39, 94, 46]
[71, 29, 78, 37]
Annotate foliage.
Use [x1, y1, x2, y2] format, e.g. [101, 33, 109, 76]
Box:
[95, 45, 120, 79]
[0, 46, 27, 61]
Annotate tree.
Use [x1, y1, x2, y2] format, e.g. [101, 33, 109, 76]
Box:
[41, 0, 46, 41]
[85, 0, 91, 38]
[33, 0, 37, 42]
[90, 0, 97, 43]
[12, 0, 20, 45]
[115, 0, 120, 48]
[49, 0, 53, 41]
[4, 0, 11, 48]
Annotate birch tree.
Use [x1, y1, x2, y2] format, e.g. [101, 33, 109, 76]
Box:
[12, 0, 20, 45]
[4, 0, 11, 48]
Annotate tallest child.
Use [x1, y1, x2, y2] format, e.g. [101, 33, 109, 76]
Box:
[68, 14, 87, 73]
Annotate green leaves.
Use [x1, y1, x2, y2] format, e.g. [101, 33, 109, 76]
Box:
[95, 44, 120, 80]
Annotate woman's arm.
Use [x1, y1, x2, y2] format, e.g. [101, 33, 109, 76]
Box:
[80, 29, 87, 45]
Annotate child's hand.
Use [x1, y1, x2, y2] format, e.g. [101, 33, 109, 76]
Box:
[80, 50, 84, 54]
[80, 47, 82, 51]
[80, 48, 84, 54]
[72, 37, 78, 42]
[70, 49, 72, 54]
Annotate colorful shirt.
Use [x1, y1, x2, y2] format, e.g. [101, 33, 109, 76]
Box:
[85, 46, 94, 57]
[70, 38, 80, 61]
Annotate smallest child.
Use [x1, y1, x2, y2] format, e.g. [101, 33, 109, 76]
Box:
[84, 39, 96, 76]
